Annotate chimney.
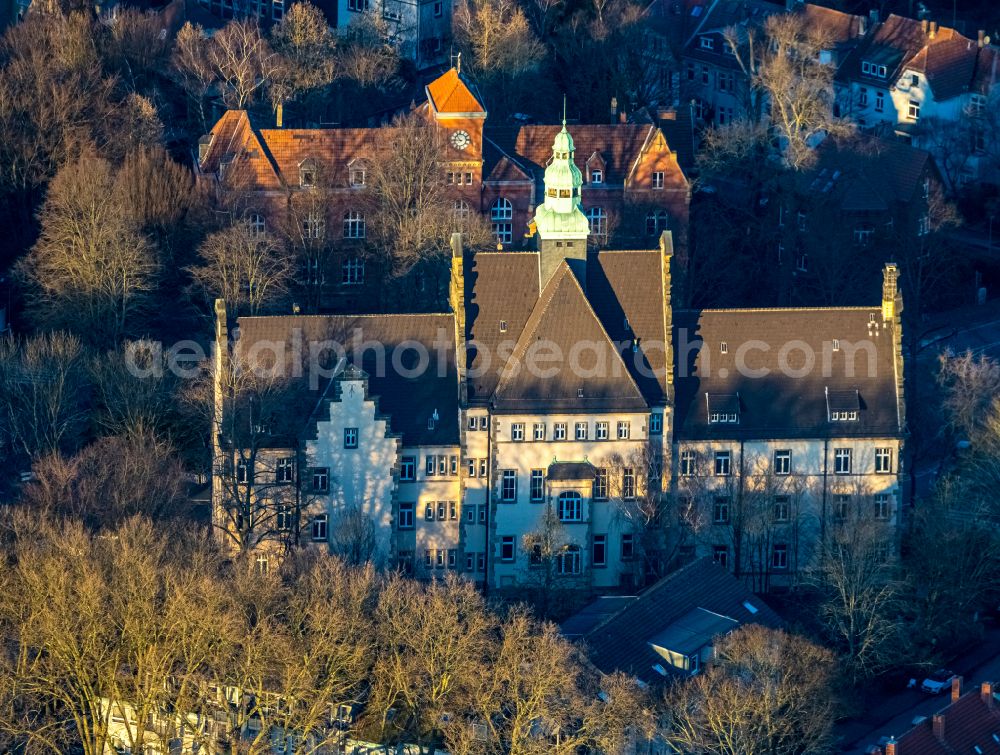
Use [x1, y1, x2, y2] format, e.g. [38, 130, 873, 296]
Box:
[882, 263, 900, 322]
[658, 106, 677, 120]
[885, 739, 897, 755]
[611, 96, 618, 119]
[275, 102, 283, 128]
[930, 20, 938, 38]
[619, 111, 627, 124]
[982, 681, 995, 707]
[921, 18, 929, 35]
[932, 713, 946, 741]
[869, 8, 878, 25]
[979, 29, 986, 47]
[951, 675, 963, 702]
[859, 15, 867, 35]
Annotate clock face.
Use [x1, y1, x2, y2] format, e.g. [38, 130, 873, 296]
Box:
[450, 130, 471, 150]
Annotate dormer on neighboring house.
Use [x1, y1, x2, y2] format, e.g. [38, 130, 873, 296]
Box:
[586, 152, 606, 185]
[347, 158, 366, 188]
[299, 158, 317, 189]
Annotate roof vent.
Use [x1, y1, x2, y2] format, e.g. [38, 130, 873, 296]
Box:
[742, 600, 759, 614]
[652, 664, 668, 676]
[499, 320, 508, 332]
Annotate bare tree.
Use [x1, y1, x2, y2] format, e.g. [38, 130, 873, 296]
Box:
[0, 331, 90, 462]
[172, 22, 215, 130]
[936, 350, 1000, 440]
[189, 219, 296, 316]
[208, 18, 277, 110]
[663, 624, 838, 755]
[270, 1, 337, 112]
[453, 0, 545, 80]
[15, 155, 159, 341]
[335, 14, 400, 89]
[519, 504, 576, 617]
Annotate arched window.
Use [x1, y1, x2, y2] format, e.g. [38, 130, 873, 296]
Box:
[491, 197, 513, 244]
[557, 545, 581, 575]
[343, 210, 366, 239]
[586, 207, 607, 239]
[247, 212, 266, 239]
[557, 491, 582, 522]
[646, 210, 669, 237]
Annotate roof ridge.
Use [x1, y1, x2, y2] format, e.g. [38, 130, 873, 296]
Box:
[237, 312, 454, 321]
[678, 306, 879, 313]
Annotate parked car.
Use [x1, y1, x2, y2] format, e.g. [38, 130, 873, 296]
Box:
[921, 669, 957, 694]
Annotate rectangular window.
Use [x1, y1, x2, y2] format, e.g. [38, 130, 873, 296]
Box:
[436, 549, 445, 568]
[478, 504, 487, 523]
[493, 222, 512, 244]
[649, 413, 663, 434]
[341, 257, 364, 285]
[466, 552, 475, 571]
[859, 86, 868, 106]
[622, 468, 636, 500]
[478, 416, 490, 431]
[533, 423, 545, 441]
[476, 552, 486, 571]
[875, 90, 884, 112]
[447, 549, 456, 568]
[426, 456, 436, 476]
[448, 455, 457, 475]
[713, 496, 730, 524]
[773, 495, 790, 522]
[554, 423, 567, 441]
[276, 457, 294, 484]
[501, 470, 517, 501]
[593, 468, 608, 501]
[558, 494, 582, 522]
[875, 447, 892, 474]
[236, 459, 252, 485]
[875, 493, 891, 520]
[511, 422, 525, 441]
[501, 536, 515, 562]
[621, 533, 635, 560]
[449, 501, 457, 520]
[617, 421, 631, 439]
[834, 494, 850, 521]
[465, 506, 476, 523]
[400, 456, 416, 481]
[425, 503, 435, 521]
[348, 0, 367, 10]
[424, 549, 432, 567]
[530, 470, 544, 502]
[343, 427, 359, 449]
[699, 35, 713, 49]
[479, 458, 488, 477]
[312, 467, 329, 493]
[774, 449, 791, 476]
[834, 448, 852, 474]
[680, 450, 696, 476]
[772, 544, 788, 570]
[652, 172, 664, 189]
[591, 169, 603, 184]
[311, 515, 328, 541]
[276, 504, 292, 531]
[398, 502, 414, 529]
[575, 422, 588, 440]
[593, 534, 607, 566]
[596, 421, 609, 440]
[436, 501, 446, 521]
[467, 458, 476, 477]
[908, 99, 920, 121]
[714, 451, 731, 476]
[713, 545, 729, 569]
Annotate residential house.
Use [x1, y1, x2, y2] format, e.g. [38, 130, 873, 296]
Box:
[562, 556, 782, 682]
[677, 0, 867, 126]
[870, 678, 1000, 755]
[836, 14, 1000, 184]
[772, 137, 943, 305]
[212, 118, 905, 593]
[195, 67, 693, 312]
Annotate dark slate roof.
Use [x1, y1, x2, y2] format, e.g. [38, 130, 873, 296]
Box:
[574, 557, 782, 683]
[561, 595, 639, 638]
[464, 252, 541, 402]
[683, 0, 783, 67]
[794, 138, 932, 213]
[491, 263, 647, 413]
[234, 314, 460, 446]
[548, 461, 597, 481]
[673, 307, 902, 440]
[464, 248, 669, 408]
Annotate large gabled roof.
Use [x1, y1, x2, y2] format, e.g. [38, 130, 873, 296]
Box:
[492, 262, 648, 413]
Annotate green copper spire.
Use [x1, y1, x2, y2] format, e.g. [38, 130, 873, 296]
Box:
[534, 102, 588, 239]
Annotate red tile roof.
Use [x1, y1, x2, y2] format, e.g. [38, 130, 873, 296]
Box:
[425, 68, 486, 115]
[892, 683, 1000, 755]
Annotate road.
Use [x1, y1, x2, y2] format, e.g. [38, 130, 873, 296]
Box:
[837, 629, 1000, 753]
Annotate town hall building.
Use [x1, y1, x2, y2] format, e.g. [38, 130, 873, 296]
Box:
[212, 112, 906, 594]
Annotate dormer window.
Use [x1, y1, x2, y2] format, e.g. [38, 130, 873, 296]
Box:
[700, 36, 713, 50]
[350, 166, 366, 187]
[860, 61, 887, 79]
[591, 169, 603, 184]
[706, 393, 739, 424]
[826, 387, 860, 422]
[299, 159, 317, 188]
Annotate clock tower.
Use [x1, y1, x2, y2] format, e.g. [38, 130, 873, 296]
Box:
[534, 117, 590, 289]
